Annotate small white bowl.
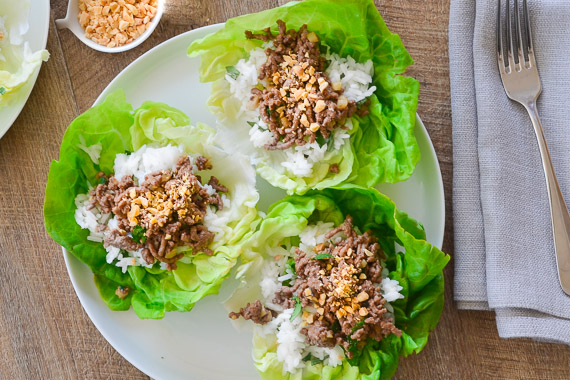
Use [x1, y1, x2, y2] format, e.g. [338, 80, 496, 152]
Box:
[55, 0, 164, 53]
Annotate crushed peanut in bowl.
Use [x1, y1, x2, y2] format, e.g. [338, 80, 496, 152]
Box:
[78, 0, 159, 48]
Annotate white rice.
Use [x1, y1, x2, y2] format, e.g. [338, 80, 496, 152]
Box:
[74, 144, 232, 273]
[325, 53, 377, 102]
[298, 221, 335, 247]
[264, 308, 306, 373]
[256, 307, 345, 373]
[259, 254, 285, 306]
[226, 47, 269, 113]
[226, 47, 376, 177]
[113, 144, 186, 184]
[381, 277, 405, 302]
[248, 119, 274, 149]
[256, 222, 403, 374]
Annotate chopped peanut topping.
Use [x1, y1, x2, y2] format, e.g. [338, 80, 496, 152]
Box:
[314, 100, 326, 113]
[337, 96, 348, 110]
[355, 291, 370, 303]
[309, 123, 321, 132]
[78, 0, 158, 48]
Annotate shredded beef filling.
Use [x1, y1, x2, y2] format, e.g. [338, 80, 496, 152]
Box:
[328, 163, 339, 173]
[90, 155, 228, 270]
[229, 300, 277, 325]
[245, 20, 361, 150]
[229, 216, 401, 359]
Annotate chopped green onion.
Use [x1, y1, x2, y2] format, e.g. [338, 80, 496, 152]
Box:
[286, 258, 296, 274]
[0, 87, 6, 95]
[315, 133, 330, 147]
[283, 258, 297, 286]
[132, 225, 147, 244]
[331, 320, 341, 333]
[302, 353, 324, 365]
[351, 319, 366, 333]
[316, 133, 335, 152]
[290, 296, 302, 321]
[313, 253, 334, 260]
[345, 337, 361, 366]
[226, 65, 240, 80]
[311, 356, 324, 365]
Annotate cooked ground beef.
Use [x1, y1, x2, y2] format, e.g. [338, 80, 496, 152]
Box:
[229, 300, 276, 325]
[103, 229, 142, 251]
[245, 20, 360, 150]
[230, 216, 401, 359]
[195, 155, 212, 171]
[115, 286, 130, 299]
[90, 155, 228, 270]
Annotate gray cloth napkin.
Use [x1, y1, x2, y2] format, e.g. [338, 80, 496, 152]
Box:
[450, 0, 570, 344]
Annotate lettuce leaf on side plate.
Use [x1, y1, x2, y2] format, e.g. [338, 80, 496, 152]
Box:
[229, 185, 449, 379]
[44, 90, 260, 319]
[188, 0, 420, 194]
[0, 0, 49, 108]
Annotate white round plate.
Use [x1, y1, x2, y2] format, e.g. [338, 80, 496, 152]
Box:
[63, 24, 445, 380]
[0, 0, 50, 139]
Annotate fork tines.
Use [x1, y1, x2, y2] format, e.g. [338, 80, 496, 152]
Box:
[497, 0, 535, 73]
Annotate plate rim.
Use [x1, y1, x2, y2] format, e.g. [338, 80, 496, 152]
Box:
[0, 0, 50, 139]
[64, 22, 446, 380]
[94, 23, 223, 104]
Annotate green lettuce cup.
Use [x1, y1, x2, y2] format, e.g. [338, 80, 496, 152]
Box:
[44, 90, 260, 319]
[227, 186, 449, 379]
[188, 0, 420, 195]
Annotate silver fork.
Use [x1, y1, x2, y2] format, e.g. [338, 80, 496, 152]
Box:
[497, 0, 570, 295]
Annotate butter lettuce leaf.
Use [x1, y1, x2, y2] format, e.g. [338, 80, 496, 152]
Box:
[231, 186, 449, 379]
[188, 0, 420, 194]
[44, 90, 259, 319]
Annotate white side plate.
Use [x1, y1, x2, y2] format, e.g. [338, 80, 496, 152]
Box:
[63, 24, 445, 380]
[0, 0, 50, 139]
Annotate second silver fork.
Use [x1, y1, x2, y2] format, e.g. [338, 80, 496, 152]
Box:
[497, 0, 570, 295]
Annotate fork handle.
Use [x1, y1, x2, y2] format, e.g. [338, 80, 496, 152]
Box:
[525, 101, 570, 295]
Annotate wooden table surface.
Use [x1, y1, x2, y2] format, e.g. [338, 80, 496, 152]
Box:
[1, 0, 568, 379]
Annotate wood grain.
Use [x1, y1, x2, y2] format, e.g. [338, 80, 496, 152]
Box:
[0, 1, 568, 379]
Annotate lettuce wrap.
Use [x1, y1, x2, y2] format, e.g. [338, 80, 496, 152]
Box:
[187, 0, 420, 195]
[227, 186, 449, 379]
[44, 90, 260, 319]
